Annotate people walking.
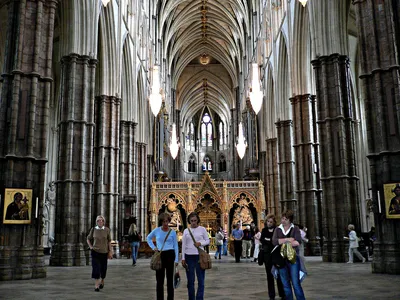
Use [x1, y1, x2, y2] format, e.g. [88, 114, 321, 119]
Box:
[214, 227, 224, 259]
[272, 210, 306, 300]
[128, 222, 141, 266]
[181, 212, 210, 300]
[222, 228, 228, 255]
[344, 224, 366, 263]
[147, 213, 179, 300]
[86, 215, 113, 292]
[252, 227, 261, 262]
[261, 214, 285, 300]
[231, 223, 243, 262]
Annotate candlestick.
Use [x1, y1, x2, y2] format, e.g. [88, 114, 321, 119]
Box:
[35, 197, 38, 218]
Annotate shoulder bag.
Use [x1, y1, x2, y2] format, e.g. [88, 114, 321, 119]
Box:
[150, 229, 172, 271]
[271, 227, 294, 268]
[257, 246, 264, 266]
[187, 227, 212, 270]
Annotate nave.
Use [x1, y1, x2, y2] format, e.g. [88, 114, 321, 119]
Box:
[0, 255, 398, 300]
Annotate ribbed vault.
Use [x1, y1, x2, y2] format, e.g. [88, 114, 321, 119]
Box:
[158, 0, 250, 125]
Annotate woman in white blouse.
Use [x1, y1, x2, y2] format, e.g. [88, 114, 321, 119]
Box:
[181, 212, 210, 300]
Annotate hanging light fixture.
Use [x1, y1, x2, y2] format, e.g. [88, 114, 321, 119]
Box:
[236, 122, 247, 159]
[169, 123, 180, 159]
[249, 63, 263, 115]
[298, 0, 308, 7]
[149, 65, 163, 116]
[102, 0, 111, 7]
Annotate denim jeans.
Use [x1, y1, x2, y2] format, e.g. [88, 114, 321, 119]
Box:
[222, 240, 228, 255]
[215, 245, 222, 258]
[131, 241, 140, 264]
[185, 254, 205, 300]
[278, 257, 305, 300]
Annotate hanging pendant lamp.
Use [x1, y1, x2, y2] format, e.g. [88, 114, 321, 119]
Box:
[236, 122, 247, 159]
[102, 0, 111, 7]
[249, 63, 263, 115]
[149, 65, 162, 116]
[299, 0, 308, 7]
[169, 123, 180, 159]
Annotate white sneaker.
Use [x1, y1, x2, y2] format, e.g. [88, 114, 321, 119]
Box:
[347, 261, 353, 263]
[362, 258, 366, 263]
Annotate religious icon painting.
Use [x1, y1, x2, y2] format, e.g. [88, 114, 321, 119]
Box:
[383, 183, 400, 219]
[3, 188, 33, 224]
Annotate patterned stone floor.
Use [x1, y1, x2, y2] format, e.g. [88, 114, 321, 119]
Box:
[0, 255, 399, 300]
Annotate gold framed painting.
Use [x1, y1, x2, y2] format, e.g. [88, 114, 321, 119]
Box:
[2, 188, 33, 224]
[383, 183, 400, 219]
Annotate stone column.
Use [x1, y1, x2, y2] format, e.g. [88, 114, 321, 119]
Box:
[50, 54, 97, 267]
[353, 0, 400, 274]
[0, 0, 58, 280]
[265, 138, 280, 215]
[136, 143, 147, 239]
[312, 54, 360, 262]
[290, 94, 322, 255]
[231, 107, 239, 180]
[276, 120, 297, 214]
[173, 109, 181, 181]
[119, 121, 136, 239]
[93, 95, 121, 239]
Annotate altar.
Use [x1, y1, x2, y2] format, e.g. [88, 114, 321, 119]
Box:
[150, 173, 266, 235]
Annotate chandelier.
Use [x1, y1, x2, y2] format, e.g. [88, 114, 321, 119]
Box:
[299, 0, 308, 7]
[236, 122, 247, 159]
[169, 123, 180, 159]
[249, 63, 263, 114]
[149, 65, 163, 116]
[102, 0, 111, 7]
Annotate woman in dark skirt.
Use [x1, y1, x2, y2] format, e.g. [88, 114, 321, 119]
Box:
[87, 215, 113, 292]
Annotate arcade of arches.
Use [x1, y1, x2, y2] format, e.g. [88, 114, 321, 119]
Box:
[150, 173, 265, 236]
[0, 0, 400, 281]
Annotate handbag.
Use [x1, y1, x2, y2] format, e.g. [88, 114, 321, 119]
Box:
[187, 227, 212, 270]
[281, 242, 297, 264]
[150, 229, 172, 271]
[257, 246, 264, 266]
[271, 245, 286, 268]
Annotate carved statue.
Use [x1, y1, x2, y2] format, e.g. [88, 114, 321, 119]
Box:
[165, 195, 182, 229]
[232, 194, 253, 225]
[43, 181, 56, 250]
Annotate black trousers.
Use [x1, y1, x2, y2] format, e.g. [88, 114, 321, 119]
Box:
[91, 250, 108, 279]
[264, 254, 284, 299]
[234, 240, 242, 262]
[156, 249, 175, 300]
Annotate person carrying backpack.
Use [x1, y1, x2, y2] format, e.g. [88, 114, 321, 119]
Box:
[128, 222, 142, 266]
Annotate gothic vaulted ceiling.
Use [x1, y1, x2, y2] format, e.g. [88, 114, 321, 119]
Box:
[158, 0, 250, 125]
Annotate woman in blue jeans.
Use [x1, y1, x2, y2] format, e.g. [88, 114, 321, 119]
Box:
[128, 222, 141, 266]
[272, 210, 306, 300]
[181, 212, 210, 300]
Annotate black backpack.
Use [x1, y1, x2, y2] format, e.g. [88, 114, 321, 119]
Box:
[128, 231, 141, 242]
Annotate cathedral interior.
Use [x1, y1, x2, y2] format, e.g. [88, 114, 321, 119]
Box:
[0, 0, 400, 280]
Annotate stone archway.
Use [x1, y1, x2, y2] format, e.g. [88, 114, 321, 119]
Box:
[194, 193, 221, 235]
